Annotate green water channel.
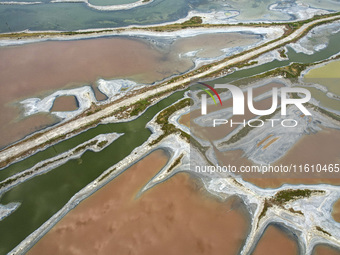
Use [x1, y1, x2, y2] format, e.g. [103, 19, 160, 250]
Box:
[203, 32, 340, 112]
[0, 90, 183, 255]
[212, 31, 340, 82]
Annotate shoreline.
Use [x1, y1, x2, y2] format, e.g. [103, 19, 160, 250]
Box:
[0, 24, 284, 47]
[12, 30, 267, 126]
[1, 10, 339, 45]
[207, 177, 340, 255]
[0, 133, 123, 195]
[1, 14, 340, 169]
[0, 0, 154, 11]
[7, 96, 192, 254]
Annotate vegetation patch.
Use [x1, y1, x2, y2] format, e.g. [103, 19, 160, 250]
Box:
[316, 226, 331, 236]
[258, 189, 323, 224]
[234, 60, 259, 69]
[150, 98, 192, 146]
[253, 62, 311, 79]
[0, 139, 106, 190]
[259, 199, 271, 221]
[97, 140, 108, 148]
[98, 167, 116, 182]
[274, 189, 315, 204]
[278, 48, 287, 58]
[148, 97, 212, 165]
[130, 99, 151, 116]
[73, 140, 97, 154]
[288, 207, 304, 215]
[167, 154, 184, 173]
[145, 16, 203, 32]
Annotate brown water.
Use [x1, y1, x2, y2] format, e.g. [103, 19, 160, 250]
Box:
[28, 149, 250, 255]
[313, 245, 340, 255]
[0, 38, 190, 100]
[51, 96, 78, 112]
[252, 225, 299, 255]
[0, 32, 263, 148]
[246, 128, 340, 188]
[0, 37, 193, 148]
[332, 199, 340, 223]
[0, 110, 58, 148]
[92, 86, 108, 101]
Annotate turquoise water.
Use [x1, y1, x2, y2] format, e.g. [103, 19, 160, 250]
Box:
[0, 0, 196, 33]
[1, 0, 340, 33]
[88, 0, 138, 6]
[1, 0, 50, 2]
